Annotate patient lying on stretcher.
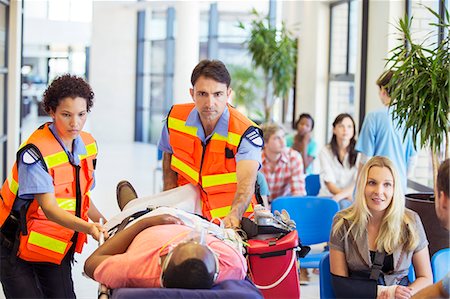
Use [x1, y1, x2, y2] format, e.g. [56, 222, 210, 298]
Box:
[84, 181, 247, 289]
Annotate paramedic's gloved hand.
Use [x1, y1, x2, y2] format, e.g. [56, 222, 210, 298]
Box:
[89, 222, 109, 241]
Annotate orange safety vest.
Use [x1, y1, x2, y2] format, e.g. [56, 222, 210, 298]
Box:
[0, 123, 97, 265]
[167, 103, 260, 220]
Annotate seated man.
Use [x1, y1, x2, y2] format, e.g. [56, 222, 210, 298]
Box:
[84, 181, 247, 289]
[260, 123, 306, 203]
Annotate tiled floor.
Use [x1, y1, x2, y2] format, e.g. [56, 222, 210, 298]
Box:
[1, 112, 321, 298]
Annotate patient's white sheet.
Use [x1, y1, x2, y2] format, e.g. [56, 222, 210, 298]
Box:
[103, 184, 244, 253]
[104, 184, 201, 231]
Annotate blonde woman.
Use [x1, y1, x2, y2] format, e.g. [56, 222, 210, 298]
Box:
[329, 156, 432, 299]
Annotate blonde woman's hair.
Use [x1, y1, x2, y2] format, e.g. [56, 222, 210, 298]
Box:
[332, 156, 419, 254]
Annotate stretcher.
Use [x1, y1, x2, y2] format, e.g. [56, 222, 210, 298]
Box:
[96, 184, 263, 299]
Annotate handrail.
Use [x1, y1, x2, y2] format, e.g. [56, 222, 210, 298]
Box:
[407, 179, 433, 193]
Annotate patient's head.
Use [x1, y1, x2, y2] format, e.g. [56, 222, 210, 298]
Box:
[161, 241, 219, 289]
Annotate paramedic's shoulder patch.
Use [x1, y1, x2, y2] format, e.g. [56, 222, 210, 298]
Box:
[22, 147, 41, 165]
[244, 128, 264, 147]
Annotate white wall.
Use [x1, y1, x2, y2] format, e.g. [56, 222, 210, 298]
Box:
[23, 18, 91, 46]
[6, 0, 23, 171]
[294, 1, 330, 150]
[89, 1, 137, 143]
[173, 1, 200, 104]
[365, 0, 404, 112]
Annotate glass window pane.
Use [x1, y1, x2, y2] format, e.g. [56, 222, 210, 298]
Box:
[327, 81, 355, 138]
[0, 142, 4, 182]
[150, 41, 166, 74]
[24, 0, 48, 19]
[150, 11, 167, 40]
[348, 0, 358, 74]
[330, 3, 349, 74]
[150, 76, 165, 111]
[410, 0, 440, 47]
[0, 4, 6, 67]
[70, 0, 92, 23]
[48, 0, 70, 21]
[0, 73, 4, 135]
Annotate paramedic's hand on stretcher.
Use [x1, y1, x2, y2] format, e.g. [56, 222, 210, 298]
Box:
[89, 222, 109, 242]
[223, 213, 241, 229]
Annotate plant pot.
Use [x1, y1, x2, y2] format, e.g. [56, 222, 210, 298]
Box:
[405, 193, 450, 258]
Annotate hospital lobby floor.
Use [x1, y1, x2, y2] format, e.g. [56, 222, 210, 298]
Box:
[0, 140, 320, 299]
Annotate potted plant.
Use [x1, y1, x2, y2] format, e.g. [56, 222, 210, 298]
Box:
[229, 64, 265, 123]
[238, 10, 297, 122]
[387, 4, 449, 256]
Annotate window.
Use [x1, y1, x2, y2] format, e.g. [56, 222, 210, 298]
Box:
[135, 8, 175, 144]
[327, 0, 359, 139]
[0, 0, 8, 182]
[405, 0, 448, 188]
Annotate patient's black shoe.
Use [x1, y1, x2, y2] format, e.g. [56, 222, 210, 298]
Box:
[116, 180, 138, 210]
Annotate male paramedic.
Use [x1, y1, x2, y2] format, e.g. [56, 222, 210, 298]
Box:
[158, 59, 263, 229]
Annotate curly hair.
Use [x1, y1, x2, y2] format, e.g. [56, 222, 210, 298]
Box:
[42, 74, 94, 114]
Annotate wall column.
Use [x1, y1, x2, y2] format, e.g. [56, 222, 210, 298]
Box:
[172, 1, 199, 104]
[7, 0, 23, 171]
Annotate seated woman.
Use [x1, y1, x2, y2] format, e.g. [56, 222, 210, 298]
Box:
[329, 156, 432, 299]
[318, 113, 359, 209]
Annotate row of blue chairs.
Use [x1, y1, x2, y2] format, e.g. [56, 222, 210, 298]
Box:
[319, 248, 450, 299]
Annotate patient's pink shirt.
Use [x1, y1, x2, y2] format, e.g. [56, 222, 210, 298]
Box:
[94, 224, 247, 288]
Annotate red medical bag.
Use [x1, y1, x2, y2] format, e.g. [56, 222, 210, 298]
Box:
[247, 230, 300, 299]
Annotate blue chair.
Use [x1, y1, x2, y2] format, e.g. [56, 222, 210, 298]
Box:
[271, 196, 339, 268]
[408, 263, 416, 282]
[319, 253, 335, 299]
[305, 174, 321, 196]
[431, 248, 450, 283]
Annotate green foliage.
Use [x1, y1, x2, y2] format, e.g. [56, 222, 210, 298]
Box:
[229, 64, 265, 121]
[387, 4, 449, 159]
[238, 9, 297, 121]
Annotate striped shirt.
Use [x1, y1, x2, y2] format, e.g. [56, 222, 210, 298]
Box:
[261, 148, 306, 201]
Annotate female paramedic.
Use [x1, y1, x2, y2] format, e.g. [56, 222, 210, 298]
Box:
[0, 74, 107, 298]
[329, 156, 432, 299]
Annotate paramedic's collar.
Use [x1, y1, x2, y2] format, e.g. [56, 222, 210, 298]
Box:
[186, 105, 230, 142]
[49, 123, 87, 165]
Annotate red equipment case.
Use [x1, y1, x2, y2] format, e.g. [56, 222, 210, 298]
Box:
[247, 230, 300, 299]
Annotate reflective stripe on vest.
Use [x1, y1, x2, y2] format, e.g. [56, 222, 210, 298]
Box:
[210, 204, 254, 219]
[44, 142, 97, 169]
[7, 174, 18, 196]
[56, 198, 76, 212]
[168, 117, 198, 136]
[28, 231, 68, 254]
[171, 156, 199, 183]
[202, 173, 237, 188]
